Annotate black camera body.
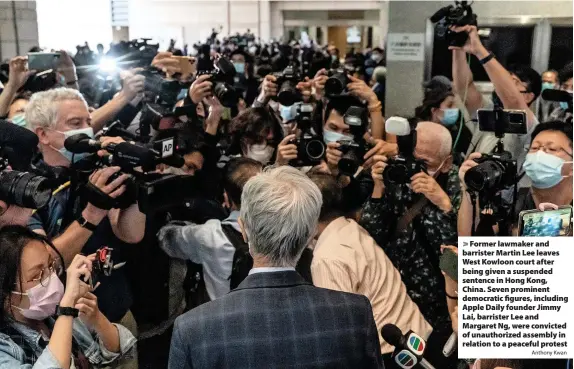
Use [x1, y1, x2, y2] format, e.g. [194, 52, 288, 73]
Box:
[273, 64, 301, 106]
[289, 104, 325, 167]
[338, 140, 373, 176]
[383, 156, 427, 187]
[325, 68, 350, 97]
[464, 152, 517, 193]
[196, 54, 239, 108]
[431, 1, 477, 47]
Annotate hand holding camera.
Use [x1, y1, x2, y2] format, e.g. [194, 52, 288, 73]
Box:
[347, 75, 377, 105]
[190, 75, 213, 104]
[7, 56, 34, 91]
[363, 138, 399, 169]
[411, 172, 452, 212]
[313, 68, 328, 99]
[121, 72, 146, 101]
[276, 134, 298, 166]
[259, 74, 278, 102]
[370, 154, 388, 188]
[448, 25, 489, 59]
[60, 254, 94, 308]
[76, 292, 103, 330]
[325, 142, 343, 172]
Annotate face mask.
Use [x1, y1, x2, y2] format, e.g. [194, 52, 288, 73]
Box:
[365, 67, 374, 77]
[249, 46, 257, 55]
[11, 272, 64, 320]
[323, 130, 353, 144]
[234, 62, 245, 74]
[279, 104, 296, 123]
[246, 144, 274, 165]
[52, 127, 95, 163]
[331, 55, 338, 62]
[440, 108, 460, 126]
[541, 82, 556, 92]
[10, 114, 27, 127]
[523, 150, 572, 189]
[371, 54, 381, 62]
[560, 101, 569, 110]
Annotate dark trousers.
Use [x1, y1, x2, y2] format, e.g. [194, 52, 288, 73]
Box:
[138, 326, 173, 369]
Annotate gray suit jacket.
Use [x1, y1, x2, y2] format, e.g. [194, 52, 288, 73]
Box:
[169, 271, 383, 369]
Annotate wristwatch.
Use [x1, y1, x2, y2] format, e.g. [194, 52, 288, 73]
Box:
[77, 215, 98, 232]
[56, 305, 79, 318]
[479, 51, 495, 65]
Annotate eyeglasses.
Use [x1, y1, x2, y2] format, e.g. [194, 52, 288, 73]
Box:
[27, 259, 63, 287]
[529, 144, 573, 158]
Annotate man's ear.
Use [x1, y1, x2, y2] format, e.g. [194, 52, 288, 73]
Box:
[0, 200, 7, 216]
[237, 217, 248, 243]
[223, 191, 231, 209]
[526, 92, 535, 106]
[35, 127, 50, 146]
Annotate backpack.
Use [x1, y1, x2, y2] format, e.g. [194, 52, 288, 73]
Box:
[221, 224, 314, 289]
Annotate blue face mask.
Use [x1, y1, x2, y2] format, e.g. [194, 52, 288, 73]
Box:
[234, 62, 245, 74]
[523, 150, 572, 189]
[323, 129, 353, 144]
[541, 82, 556, 92]
[53, 127, 95, 163]
[176, 88, 188, 101]
[10, 114, 27, 127]
[560, 101, 569, 110]
[279, 104, 296, 123]
[440, 108, 460, 126]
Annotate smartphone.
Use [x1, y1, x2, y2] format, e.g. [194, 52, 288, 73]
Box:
[518, 206, 573, 237]
[27, 52, 60, 72]
[439, 248, 458, 282]
[477, 108, 527, 134]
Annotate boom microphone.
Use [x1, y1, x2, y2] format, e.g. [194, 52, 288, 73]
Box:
[381, 324, 436, 369]
[541, 88, 572, 103]
[64, 133, 101, 154]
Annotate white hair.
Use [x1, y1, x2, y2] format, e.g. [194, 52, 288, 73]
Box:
[25, 88, 88, 130]
[240, 166, 322, 267]
[416, 121, 452, 160]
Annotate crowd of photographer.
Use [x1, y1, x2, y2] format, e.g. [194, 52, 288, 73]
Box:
[0, 6, 572, 368]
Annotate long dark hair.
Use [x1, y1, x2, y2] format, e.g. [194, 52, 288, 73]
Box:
[0, 226, 62, 326]
[415, 79, 453, 121]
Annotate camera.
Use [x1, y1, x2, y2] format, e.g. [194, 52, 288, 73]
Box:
[464, 152, 517, 193]
[0, 121, 53, 209]
[324, 65, 357, 97]
[430, 1, 477, 47]
[382, 117, 427, 187]
[196, 49, 239, 108]
[289, 104, 325, 167]
[273, 64, 301, 106]
[336, 106, 371, 176]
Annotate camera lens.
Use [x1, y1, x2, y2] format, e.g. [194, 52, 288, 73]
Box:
[0, 171, 52, 209]
[325, 72, 348, 96]
[214, 82, 239, 108]
[305, 139, 326, 161]
[277, 80, 298, 106]
[385, 163, 409, 184]
[464, 160, 505, 192]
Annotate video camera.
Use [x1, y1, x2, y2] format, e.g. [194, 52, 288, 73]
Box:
[273, 63, 302, 107]
[289, 103, 325, 167]
[430, 1, 477, 47]
[64, 133, 196, 213]
[337, 106, 372, 176]
[196, 46, 239, 108]
[383, 117, 427, 187]
[0, 121, 53, 210]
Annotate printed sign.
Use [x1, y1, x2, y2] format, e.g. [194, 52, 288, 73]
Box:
[387, 33, 425, 62]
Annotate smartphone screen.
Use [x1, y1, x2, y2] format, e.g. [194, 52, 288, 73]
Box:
[27, 52, 60, 72]
[519, 207, 573, 237]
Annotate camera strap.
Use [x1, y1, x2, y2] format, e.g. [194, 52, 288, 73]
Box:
[82, 182, 116, 210]
[394, 197, 428, 235]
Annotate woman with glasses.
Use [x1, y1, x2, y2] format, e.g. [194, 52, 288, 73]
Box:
[0, 226, 136, 368]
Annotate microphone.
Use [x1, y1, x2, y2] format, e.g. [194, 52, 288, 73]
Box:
[64, 133, 101, 154]
[541, 88, 572, 103]
[442, 332, 457, 357]
[381, 324, 436, 369]
[0, 120, 40, 171]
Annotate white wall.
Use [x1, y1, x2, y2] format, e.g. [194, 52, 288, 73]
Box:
[0, 1, 38, 59]
[36, 0, 113, 53]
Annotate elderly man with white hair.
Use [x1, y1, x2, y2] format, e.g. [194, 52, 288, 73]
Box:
[169, 166, 383, 369]
[360, 121, 461, 369]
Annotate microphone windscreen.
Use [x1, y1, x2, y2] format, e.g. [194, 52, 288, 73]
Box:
[381, 324, 403, 346]
[64, 133, 99, 153]
[542, 89, 572, 102]
[385, 116, 411, 136]
[0, 120, 39, 170]
[162, 154, 185, 169]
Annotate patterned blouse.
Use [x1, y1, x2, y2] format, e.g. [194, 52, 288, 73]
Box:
[359, 167, 461, 334]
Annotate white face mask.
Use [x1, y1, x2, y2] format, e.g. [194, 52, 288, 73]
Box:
[246, 144, 274, 165]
